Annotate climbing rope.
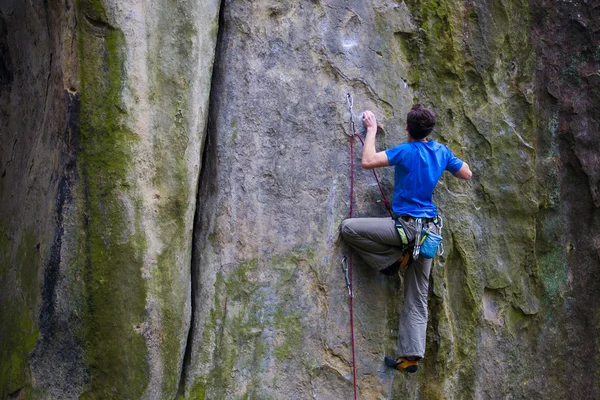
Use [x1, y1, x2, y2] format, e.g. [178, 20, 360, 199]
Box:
[343, 93, 394, 400]
[344, 93, 359, 400]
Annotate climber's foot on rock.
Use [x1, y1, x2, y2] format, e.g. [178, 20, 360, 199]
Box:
[384, 356, 419, 373]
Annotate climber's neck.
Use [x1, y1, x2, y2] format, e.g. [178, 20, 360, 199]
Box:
[407, 134, 427, 143]
[406, 125, 428, 143]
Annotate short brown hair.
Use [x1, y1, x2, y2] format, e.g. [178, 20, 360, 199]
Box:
[407, 104, 436, 139]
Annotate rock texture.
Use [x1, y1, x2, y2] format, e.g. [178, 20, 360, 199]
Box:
[1, 0, 599, 399]
[0, 0, 220, 398]
[184, 0, 600, 399]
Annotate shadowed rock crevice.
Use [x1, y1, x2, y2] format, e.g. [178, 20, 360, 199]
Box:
[178, 3, 225, 395]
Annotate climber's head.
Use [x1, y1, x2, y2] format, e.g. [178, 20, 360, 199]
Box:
[406, 104, 436, 140]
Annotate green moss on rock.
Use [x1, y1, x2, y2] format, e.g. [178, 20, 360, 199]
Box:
[273, 306, 303, 360]
[145, 6, 202, 394]
[538, 246, 568, 303]
[76, 2, 149, 397]
[0, 228, 41, 398]
[398, 0, 537, 395]
[190, 251, 315, 398]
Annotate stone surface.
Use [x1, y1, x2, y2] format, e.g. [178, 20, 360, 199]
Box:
[184, 1, 417, 398]
[1, 0, 599, 399]
[0, 0, 220, 398]
[184, 0, 599, 399]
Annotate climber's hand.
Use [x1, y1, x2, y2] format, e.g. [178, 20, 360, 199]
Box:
[362, 111, 377, 132]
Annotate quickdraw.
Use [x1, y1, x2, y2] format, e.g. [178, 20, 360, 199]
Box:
[341, 257, 352, 297]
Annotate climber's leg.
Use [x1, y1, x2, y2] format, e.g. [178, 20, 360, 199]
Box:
[396, 221, 439, 359]
[397, 254, 432, 359]
[340, 217, 403, 272]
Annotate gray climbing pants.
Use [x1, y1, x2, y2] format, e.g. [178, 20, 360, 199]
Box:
[340, 217, 438, 359]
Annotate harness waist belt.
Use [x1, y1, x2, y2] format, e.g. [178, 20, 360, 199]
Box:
[397, 215, 437, 224]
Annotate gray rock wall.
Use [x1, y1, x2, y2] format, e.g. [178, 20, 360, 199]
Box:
[1, 0, 599, 399]
[0, 1, 79, 397]
[184, 1, 417, 399]
[184, 0, 599, 399]
[0, 0, 220, 398]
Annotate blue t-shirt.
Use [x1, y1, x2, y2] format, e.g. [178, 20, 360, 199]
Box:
[385, 140, 463, 218]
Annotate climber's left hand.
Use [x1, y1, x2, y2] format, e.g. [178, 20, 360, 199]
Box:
[362, 111, 377, 132]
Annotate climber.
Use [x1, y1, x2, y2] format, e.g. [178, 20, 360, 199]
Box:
[340, 104, 472, 373]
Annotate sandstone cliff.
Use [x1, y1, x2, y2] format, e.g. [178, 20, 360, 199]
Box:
[1, 0, 598, 399]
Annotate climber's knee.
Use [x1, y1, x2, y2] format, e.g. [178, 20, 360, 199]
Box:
[340, 219, 357, 239]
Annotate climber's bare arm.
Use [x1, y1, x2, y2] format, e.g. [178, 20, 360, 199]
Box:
[361, 111, 389, 170]
[453, 162, 472, 180]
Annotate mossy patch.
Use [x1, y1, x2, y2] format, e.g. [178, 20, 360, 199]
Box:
[273, 306, 303, 360]
[225, 259, 260, 300]
[145, 4, 208, 393]
[0, 228, 40, 397]
[186, 380, 206, 400]
[189, 248, 315, 398]
[397, 0, 537, 395]
[76, 2, 149, 397]
[538, 246, 568, 303]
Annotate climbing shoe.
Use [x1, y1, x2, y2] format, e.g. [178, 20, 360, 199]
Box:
[384, 356, 419, 373]
[380, 261, 400, 276]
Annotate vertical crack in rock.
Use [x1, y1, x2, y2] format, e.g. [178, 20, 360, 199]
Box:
[38, 163, 72, 335]
[176, 121, 213, 397]
[177, 0, 225, 395]
[42, 53, 52, 128]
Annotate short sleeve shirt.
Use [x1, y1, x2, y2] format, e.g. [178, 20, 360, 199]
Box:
[385, 140, 463, 218]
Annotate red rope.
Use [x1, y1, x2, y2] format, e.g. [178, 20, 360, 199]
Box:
[354, 134, 393, 218]
[348, 134, 358, 400]
[347, 132, 393, 399]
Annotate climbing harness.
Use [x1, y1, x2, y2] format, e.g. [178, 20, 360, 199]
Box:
[393, 219, 410, 252]
[393, 218, 412, 268]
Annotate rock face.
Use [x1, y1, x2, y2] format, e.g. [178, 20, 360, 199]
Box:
[1, 0, 599, 399]
[0, 0, 220, 398]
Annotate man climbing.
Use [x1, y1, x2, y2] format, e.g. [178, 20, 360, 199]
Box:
[340, 104, 472, 373]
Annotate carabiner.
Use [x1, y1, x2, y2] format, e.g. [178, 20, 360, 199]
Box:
[345, 92, 356, 137]
[341, 257, 353, 297]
